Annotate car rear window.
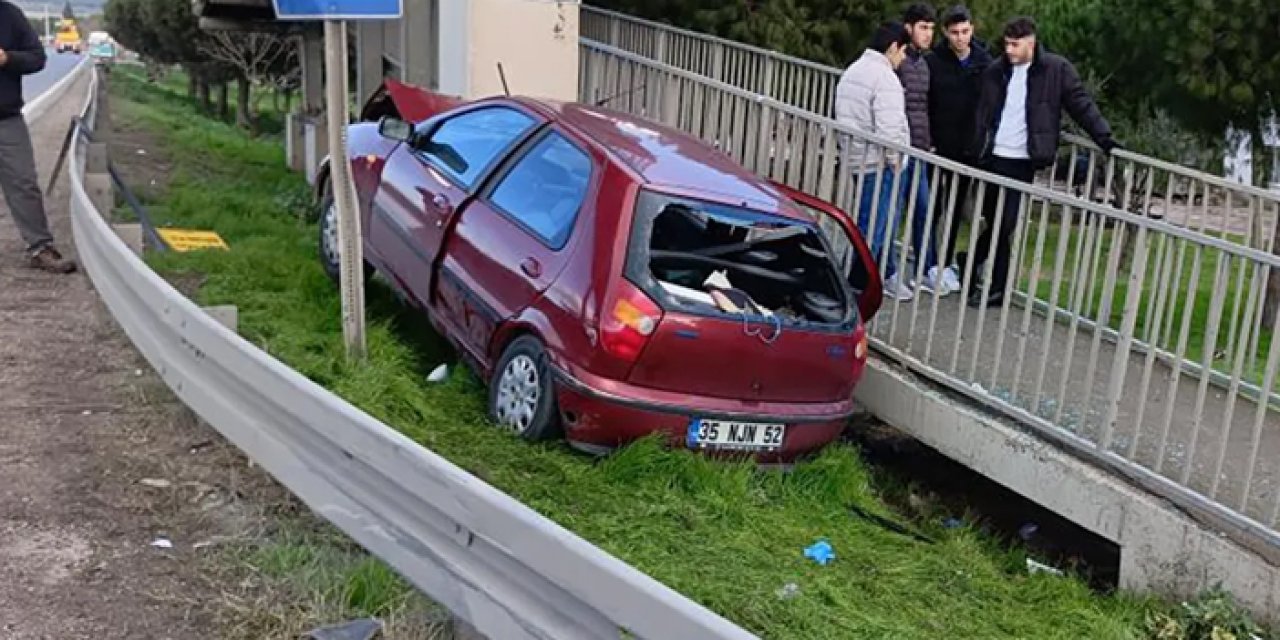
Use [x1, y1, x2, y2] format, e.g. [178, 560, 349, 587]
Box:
[624, 188, 855, 329]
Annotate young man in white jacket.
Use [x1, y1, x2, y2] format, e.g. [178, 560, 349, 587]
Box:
[835, 21, 914, 301]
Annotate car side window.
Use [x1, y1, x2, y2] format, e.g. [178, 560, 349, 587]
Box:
[488, 131, 593, 249]
[418, 106, 536, 189]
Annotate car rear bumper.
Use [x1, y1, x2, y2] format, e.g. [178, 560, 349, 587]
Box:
[550, 364, 853, 462]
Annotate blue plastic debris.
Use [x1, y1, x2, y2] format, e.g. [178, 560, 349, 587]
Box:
[804, 539, 835, 565]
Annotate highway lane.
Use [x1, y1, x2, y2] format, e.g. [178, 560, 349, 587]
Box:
[23, 47, 83, 104]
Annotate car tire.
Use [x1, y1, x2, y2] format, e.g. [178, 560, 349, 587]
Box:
[317, 187, 373, 285]
[488, 336, 562, 442]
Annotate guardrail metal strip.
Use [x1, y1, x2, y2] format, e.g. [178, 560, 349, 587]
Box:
[65, 63, 759, 640]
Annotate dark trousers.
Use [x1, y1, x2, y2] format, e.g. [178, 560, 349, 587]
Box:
[971, 156, 1036, 290]
[0, 114, 53, 253]
[934, 166, 972, 268]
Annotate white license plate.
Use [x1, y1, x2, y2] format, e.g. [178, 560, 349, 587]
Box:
[687, 419, 785, 450]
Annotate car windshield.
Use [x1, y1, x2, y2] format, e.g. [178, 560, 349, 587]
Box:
[624, 188, 853, 327]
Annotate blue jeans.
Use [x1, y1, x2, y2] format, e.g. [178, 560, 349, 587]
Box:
[901, 158, 939, 276]
[856, 168, 901, 280]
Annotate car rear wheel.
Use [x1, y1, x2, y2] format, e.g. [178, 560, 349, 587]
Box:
[317, 187, 372, 285]
[489, 336, 561, 442]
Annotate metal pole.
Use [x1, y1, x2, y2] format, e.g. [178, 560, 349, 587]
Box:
[324, 20, 367, 360]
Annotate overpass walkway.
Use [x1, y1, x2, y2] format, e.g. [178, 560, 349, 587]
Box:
[578, 7, 1280, 567]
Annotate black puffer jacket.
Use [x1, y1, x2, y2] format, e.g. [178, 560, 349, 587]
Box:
[970, 44, 1115, 169]
[0, 1, 47, 119]
[895, 47, 931, 151]
[927, 41, 993, 161]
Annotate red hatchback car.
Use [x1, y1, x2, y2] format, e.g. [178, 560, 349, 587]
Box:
[314, 80, 883, 462]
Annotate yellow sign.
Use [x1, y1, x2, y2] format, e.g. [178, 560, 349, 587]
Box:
[157, 228, 230, 252]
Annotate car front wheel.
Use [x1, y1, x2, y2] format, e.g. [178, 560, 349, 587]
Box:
[317, 188, 372, 285]
[488, 336, 561, 442]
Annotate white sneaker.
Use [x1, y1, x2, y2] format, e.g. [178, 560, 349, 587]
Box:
[918, 266, 956, 297]
[883, 273, 915, 301]
[942, 265, 961, 291]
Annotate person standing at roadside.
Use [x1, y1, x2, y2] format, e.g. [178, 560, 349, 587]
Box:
[0, 0, 76, 273]
[834, 21, 915, 301]
[896, 3, 953, 295]
[926, 5, 992, 291]
[965, 16, 1115, 308]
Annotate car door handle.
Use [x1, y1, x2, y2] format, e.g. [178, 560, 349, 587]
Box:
[520, 258, 542, 278]
[430, 194, 453, 226]
[429, 193, 453, 212]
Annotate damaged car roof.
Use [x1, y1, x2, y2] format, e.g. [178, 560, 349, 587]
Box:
[533, 99, 805, 219]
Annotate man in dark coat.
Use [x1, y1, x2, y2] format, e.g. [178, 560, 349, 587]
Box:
[896, 3, 955, 295]
[0, 0, 75, 273]
[963, 16, 1115, 307]
[926, 5, 992, 293]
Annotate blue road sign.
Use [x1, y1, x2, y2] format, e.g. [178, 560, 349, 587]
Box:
[273, 0, 402, 20]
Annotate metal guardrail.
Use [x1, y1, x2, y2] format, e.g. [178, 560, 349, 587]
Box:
[579, 5, 1280, 253]
[577, 39, 1280, 564]
[62, 62, 759, 640]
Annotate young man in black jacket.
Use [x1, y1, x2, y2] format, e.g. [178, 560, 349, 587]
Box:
[964, 16, 1114, 307]
[896, 3, 952, 296]
[0, 0, 75, 273]
[926, 5, 991, 293]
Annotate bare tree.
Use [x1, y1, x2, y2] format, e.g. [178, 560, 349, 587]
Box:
[271, 64, 302, 114]
[199, 32, 297, 133]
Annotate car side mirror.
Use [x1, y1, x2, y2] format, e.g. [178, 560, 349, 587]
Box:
[378, 116, 415, 143]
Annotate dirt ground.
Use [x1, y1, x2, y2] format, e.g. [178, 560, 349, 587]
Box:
[0, 70, 297, 639]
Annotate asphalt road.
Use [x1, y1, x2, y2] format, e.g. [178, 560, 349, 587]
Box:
[23, 48, 82, 104]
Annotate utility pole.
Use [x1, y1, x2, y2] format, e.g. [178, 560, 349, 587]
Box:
[324, 20, 367, 361]
[272, 0, 399, 362]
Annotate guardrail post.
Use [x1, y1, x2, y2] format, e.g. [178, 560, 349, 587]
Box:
[285, 112, 305, 172]
[451, 618, 486, 640]
[303, 114, 328, 186]
[85, 142, 113, 220]
[93, 67, 111, 141]
[202, 304, 239, 334]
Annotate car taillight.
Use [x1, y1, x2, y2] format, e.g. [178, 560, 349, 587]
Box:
[600, 281, 662, 361]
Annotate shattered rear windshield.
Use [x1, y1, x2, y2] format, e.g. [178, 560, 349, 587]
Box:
[624, 188, 854, 328]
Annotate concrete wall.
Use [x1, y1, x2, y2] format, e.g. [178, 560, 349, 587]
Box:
[350, 0, 579, 101]
[855, 358, 1280, 625]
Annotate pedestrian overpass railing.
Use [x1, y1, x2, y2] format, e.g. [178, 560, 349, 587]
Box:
[580, 5, 1280, 255]
[577, 38, 1280, 563]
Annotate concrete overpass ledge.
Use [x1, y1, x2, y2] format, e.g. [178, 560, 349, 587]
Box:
[856, 358, 1280, 625]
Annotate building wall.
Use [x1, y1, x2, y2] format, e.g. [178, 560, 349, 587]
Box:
[465, 0, 579, 100]
[353, 0, 579, 102]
